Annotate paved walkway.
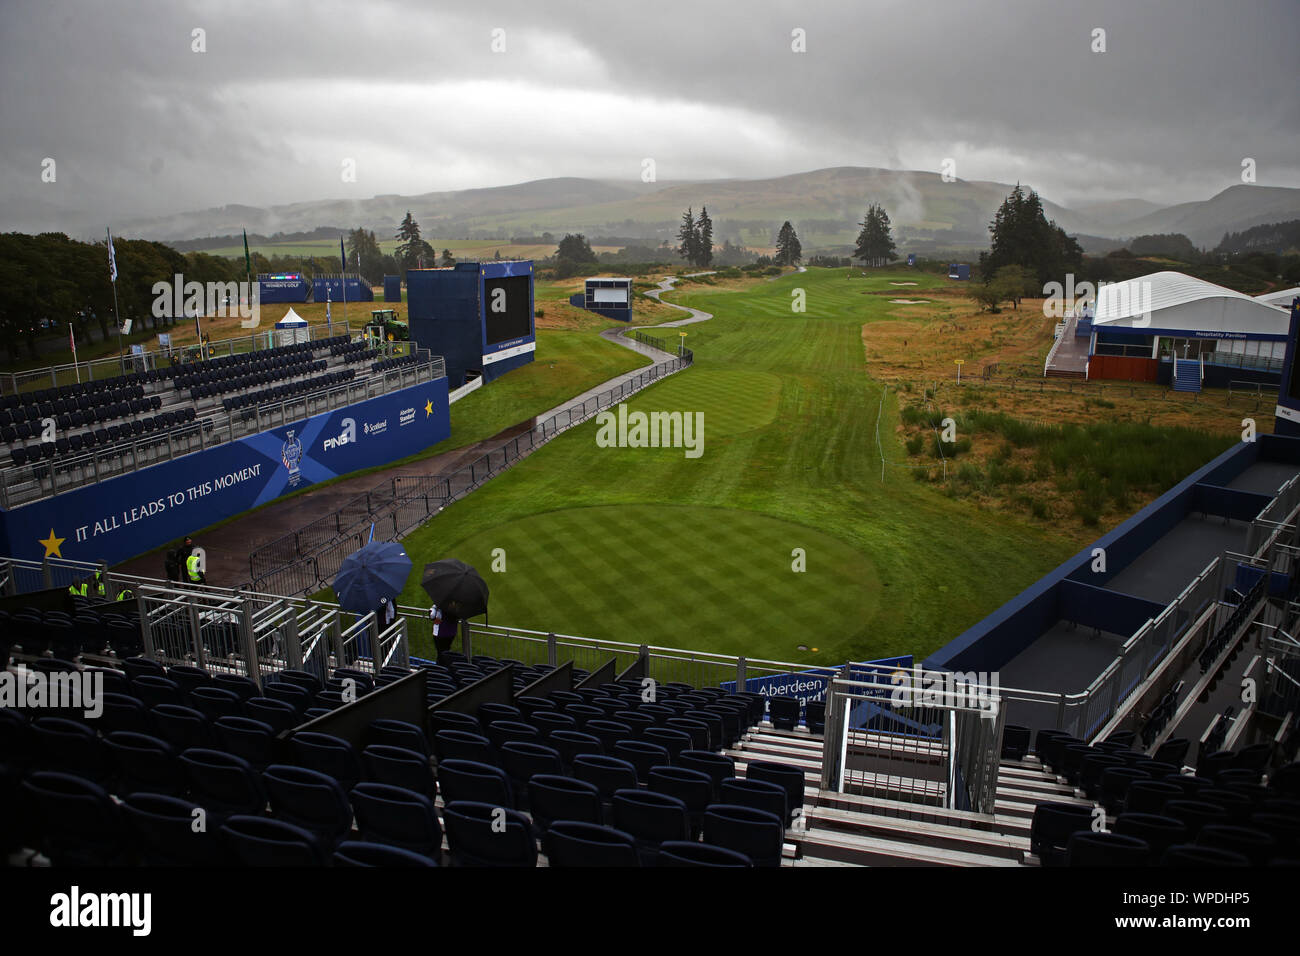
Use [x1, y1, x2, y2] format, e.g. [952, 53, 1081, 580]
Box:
[119, 281, 708, 587]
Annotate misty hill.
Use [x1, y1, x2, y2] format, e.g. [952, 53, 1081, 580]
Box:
[110, 168, 1300, 256]
[1110, 185, 1300, 248]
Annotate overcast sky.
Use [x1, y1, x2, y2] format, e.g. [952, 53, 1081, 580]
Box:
[2, 0, 1297, 235]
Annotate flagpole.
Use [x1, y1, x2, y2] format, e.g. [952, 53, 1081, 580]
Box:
[107, 228, 124, 373]
[70, 326, 80, 384]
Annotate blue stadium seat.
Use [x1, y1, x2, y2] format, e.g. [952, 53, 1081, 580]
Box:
[349, 782, 443, 860]
[289, 732, 362, 790]
[131, 675, 185, 709]
[647, 765, 712, 838]
[434, 729, 498, 767]
[243, 697, 299, 735]
[767, 696, 801, 731]
[613, 740, 671, 785]
[486, 719, 541, 751]
[333, 841, 438, 867]
[1161, 843, 1250, 866]
[436, 759, 514, 807]
[528, 774, 604, 830]
[1113, 813, 1187, 858]
[442, 801, 537, 867]
[657, 841, 752, 867]
[99, 693, 153, 736]
[720, 777, 789, 825]
[189, 686, 244, 722]
[499, 741, 564, 801]
[31, 716, 108, 781]
[213, 716, 277, 771]
[1161, 799, 1230, 837]
[365, 718, 429, 757]
[178, 748, 266, 823]
[221, 814, 327, 866]
[21, 771, 125, 865]
[1029, 802, 1095, 866]
[587, 719, 635, 753]
[1195, 824, 1277, 865]
[611, 788, 689, 863]
[361, 744, 437, 799]
[544, 821, 639, 867]
[1065, 831, 1150, 866]
[104, 731, 183, 796]
[429, 710, 483, 736]
[263, 764, 353, 849]
[120, 791, 231, 866]
[572, 754, 639, 803]
[547, 730, 604, 770]
[704, 803, 784, 866]
[677, 750, 736, 802]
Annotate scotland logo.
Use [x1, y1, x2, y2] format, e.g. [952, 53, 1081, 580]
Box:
[281, 429, 304, 486]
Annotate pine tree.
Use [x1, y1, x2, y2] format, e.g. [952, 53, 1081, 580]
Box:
[395, 211, 433, 271]
[695, 207, 714, 267]
[775, 221, 802, 266]
[982, 184, 1082, 286]
[677, 207, 697, 265]
[853, 203, 896, 268]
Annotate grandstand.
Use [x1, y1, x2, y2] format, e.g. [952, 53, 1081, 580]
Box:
[0, 528, 1296, 867]
[0, 326, 450, 567]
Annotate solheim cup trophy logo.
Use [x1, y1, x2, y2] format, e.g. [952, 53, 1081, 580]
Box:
[282, 429, 304, 487]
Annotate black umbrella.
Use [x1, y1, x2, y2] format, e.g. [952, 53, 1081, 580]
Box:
[421, 559, 489, 618]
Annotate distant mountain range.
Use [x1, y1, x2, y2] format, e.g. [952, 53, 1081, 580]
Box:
[71, 168, 1300, 255]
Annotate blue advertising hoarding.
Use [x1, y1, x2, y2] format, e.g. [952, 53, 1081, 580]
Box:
[0, 378, 450, 568]
[719, 655, 912, 718]
[313, 277, 374, 303]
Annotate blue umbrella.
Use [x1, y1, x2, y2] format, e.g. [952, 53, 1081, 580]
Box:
[334, 541, 413, 613]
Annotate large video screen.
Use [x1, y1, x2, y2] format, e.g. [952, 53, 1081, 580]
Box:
[483, 275, 532, 347]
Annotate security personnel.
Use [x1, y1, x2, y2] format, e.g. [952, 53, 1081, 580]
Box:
[68, 578, 89, 598]
[116, 586, 134, 602]
[185, 548, 206, 585]
[92, 570, 107, 599]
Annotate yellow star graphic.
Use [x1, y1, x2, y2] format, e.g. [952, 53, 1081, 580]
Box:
[424, 399, 434, 417]
[39, 528, 65, 558]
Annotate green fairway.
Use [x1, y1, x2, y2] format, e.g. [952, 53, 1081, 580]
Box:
[397, 267, 1080, 665]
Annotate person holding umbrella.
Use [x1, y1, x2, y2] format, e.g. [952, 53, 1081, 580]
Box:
[429, 604, 461, 662]
[333, 541, 413, 662]
[422, 559, 489, 664]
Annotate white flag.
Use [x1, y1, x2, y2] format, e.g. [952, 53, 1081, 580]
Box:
[107, 228, 118, 283]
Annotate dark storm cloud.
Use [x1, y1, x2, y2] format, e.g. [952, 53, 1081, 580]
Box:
[1, 0, 1296, 235]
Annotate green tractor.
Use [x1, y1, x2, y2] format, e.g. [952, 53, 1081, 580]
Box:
[368, 308, 409, 343]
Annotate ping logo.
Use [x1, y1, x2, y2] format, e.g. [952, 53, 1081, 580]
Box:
[324, 418, 357, 451]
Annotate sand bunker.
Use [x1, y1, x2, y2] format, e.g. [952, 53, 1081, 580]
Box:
[889, 281, 918, 286]
[889, 298, 928, 304]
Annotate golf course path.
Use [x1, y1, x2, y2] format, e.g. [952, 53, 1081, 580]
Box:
[640, 273, 716, 329]
[119, 312, 696, 588]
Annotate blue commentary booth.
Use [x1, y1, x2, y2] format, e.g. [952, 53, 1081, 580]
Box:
[406, 261, 536, 389]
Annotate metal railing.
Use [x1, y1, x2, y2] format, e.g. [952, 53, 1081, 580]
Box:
[821, 674, 1004, 815]
[0, 350, 445, 509]
[246, 334, 695, 594]
[3, 322, 354, 396]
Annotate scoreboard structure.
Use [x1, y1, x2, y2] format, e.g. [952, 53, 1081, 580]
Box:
[569, 276, 633, 321]
[406, 260, 536, 388]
